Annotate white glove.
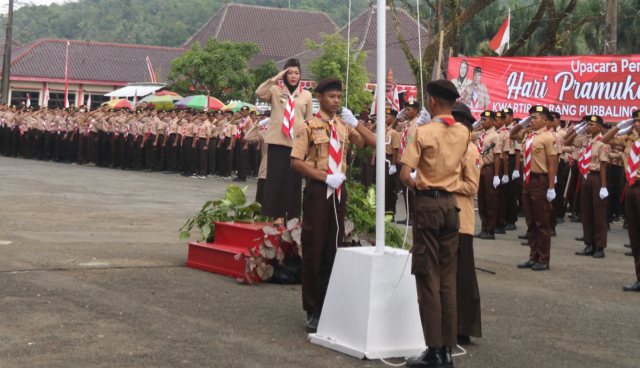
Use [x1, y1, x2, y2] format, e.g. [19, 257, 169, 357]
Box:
[501, 175, 509, 184]
[617, 118, 634, 131]
[341, 109, 358, 128]
[396, 108, 406, 120]
[410, 170, 417, 181]
[416, 108, 431, 126]
[575, 123, 588, 135]
[258, 118, 270, 128]
[325, 173, 346, 189]
[547, 189, 556, 202]
[512, 170, 520, 180]
[493, 176, 500, 188]
[389, 165, 397, 175]
[554, 176, 557, 184]
[619, 126, 633, 135]
[518, 116, 531, 128]
[472, 119, 482, 130]
[599, 187, 609, 200]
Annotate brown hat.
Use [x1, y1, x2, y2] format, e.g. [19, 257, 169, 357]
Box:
[502, 108, 513, 116]
[315, 78, 342, 93]
[529, 105, 551, 119]
[481, 110, 496, 119]
[586, 115, 604, 126]
[426, 80, 460, 102]
[385, 108, 398, 117]
[405, 100, 420, 110]
[452, 102, 475, 123]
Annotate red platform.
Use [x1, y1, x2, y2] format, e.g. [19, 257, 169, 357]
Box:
[187, 222, 276, 280]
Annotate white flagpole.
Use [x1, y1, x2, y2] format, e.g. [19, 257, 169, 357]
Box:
[508, 9, 510, 50]
[375, 0, 386, 254]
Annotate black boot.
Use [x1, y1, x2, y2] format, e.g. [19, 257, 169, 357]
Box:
[624, 243, 631, 248]
[575, 245, 595, 256]
[592, 247, 605, 258]
[550, 227, 556, 237]
[442, 346, 453, 368]
[575, 236, 584, 241]
[456, 335, 471, 346]
[306, 311, 320, 333]
[505, 223, 517, 231]
[406, 347, 444, 368]
[623, 281, 640, 292]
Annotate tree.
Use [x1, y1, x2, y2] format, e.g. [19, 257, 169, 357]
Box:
[166, 38, 260, 102]
[304, 33, 372, 113]
[248, 59, 280, 99]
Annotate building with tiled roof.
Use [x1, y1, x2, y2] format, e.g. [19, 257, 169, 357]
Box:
[277, 5, 428, 97]
[183, 3, 338, 67]
[0, 39, 185, 108]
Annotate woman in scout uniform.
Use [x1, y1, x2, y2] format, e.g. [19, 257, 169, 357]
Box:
[510, 105, 558, 271]
[290, 78, 376, 333]
[256, 58, 314, 221]
[564, 115, 610, 259]
[601, 110, 640, 291]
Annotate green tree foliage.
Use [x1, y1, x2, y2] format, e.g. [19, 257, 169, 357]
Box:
[304, 33, 372, 113]
[166, 38, 260, 101]
[247, 59, 280, 97]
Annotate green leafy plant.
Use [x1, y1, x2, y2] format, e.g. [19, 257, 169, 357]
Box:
[179, 185, 270, 242]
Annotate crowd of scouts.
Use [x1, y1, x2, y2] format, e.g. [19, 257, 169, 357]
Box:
[2, 54, 640, 367]
[0, 102, 269, 182]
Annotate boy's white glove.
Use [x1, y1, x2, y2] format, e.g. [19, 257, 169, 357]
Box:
[325, 173, 346, 189]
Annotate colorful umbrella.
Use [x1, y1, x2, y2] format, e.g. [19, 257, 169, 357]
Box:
[138, 94, 176, 110]
[102, 99, 132, 109]
[222, 101, 264, 114]
[174, 95, 225, 111]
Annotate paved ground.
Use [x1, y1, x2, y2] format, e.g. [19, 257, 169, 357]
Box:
[0, 156, 639, 368]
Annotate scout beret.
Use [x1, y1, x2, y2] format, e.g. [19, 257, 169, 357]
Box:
[224, 110, 233, 114]
[632, 109, 640, 119]
[315, 78, 342, 93]
[284, 58, 301, 69]
[365, 118, 375, 124]
[496, 111, 504, 118]
[586, 115, 604, 125]
[604, 123, 613, 129]
[385, 108, 398, 117]
[249, 110, 257, 115]
[264, 110, 271, 116]
[405, 100, 420, 110]
[529, 105, 552, 119]
[513, 118, 522, 123]
[552, 111, 561, 120]
[426, 80, 460, 101]
[481, 110, 496, 119]
[452, 102, 475, 124]
[215, 110, 223, 114]
[241, 106, 250, 112]
[502, 108, 514, 115]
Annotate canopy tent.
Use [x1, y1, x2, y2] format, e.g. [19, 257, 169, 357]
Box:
[105, 83, 167, 98]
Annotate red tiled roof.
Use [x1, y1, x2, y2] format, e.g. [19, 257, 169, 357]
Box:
[278, 6, 429, 85]
[0, 39, 23, 55]
[0, 39, 186, 84]
[183, 3, 338, 67]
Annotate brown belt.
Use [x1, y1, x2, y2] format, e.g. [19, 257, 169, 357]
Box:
[589, 170, 600, 175]
[483, 163, 495, 168]
[530, 172, 547, 177]
[415, 189, 453, 198]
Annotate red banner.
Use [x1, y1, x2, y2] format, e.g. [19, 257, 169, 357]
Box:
[447, 55, 640, 122]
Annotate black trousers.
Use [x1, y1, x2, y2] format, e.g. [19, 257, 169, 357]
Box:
[220, 137, 233, 176]
[133, 136, 144, 170]
[197, 138, 208, 176]
[111, 135, 121, 168]
[607, 164, 624, 220]
[166, 134, 178, 172]
[101, 132, 112, 167]
[235, 140, 248, 179]
[182, 136, 196, 175]
[177, 135, 185, 172]
[457, 233, 482, 338]
[146, 134, 157, 170]
[555, 159, 571, 218]
[506, 155, 520, 224]
[207, 137, 217, 175]
[121, 135, 134, 170]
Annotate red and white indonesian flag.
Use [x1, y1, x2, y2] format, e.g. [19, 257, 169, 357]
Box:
[370, 86, 378, 115]
[386, 83, 400, 111]
[43, 83, 50, 107]
[86, 93, 91, 109]
[65, 40, 70, 108]
[26, 94, 31, 107]
[489, 13, 510, 55]
[146, 56, 156, 83]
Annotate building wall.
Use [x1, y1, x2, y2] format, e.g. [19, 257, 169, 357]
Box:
[7, 80, 119, 108]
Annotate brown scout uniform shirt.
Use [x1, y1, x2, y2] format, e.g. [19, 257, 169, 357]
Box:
[455, 141, 483, 235]
[385, 127, 401, 155]
[472, 127, 502, 165]
[609, 132, 639, 171]
[527, 127, 557, 174]
[291, 110, 366, 175]
[400, 116, 469, 192]
[256, 79, 314, 147]
[581, 134, 609, 172]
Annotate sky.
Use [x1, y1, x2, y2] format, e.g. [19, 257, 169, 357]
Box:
[1, 0, 73, 13]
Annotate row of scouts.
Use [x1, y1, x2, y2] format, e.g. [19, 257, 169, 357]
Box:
[0, 104, 269, 182]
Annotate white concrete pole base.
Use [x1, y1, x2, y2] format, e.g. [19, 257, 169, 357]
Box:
[308, 246, 426, 360]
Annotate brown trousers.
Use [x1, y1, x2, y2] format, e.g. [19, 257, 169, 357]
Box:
[497, 158, 507, 225]
[411, 194, 459, 348]
[523, 173, 551, 264]
[581, 172, 608, 248]
[385, 154, 399, 215]
[478, 164, 498, 233]
[625, 183, 640, 281]
[300, 179, 347, 313]
[457, 233, 481, 338]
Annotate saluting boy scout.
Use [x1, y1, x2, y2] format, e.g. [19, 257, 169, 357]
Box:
[510, 105, 558, 271]
[473, 110, 502, 239]
[384, 108, 401, 219]
[290, 77, 376, 333]
[395, 100, 420, 225]
[494, 110, 511, 233]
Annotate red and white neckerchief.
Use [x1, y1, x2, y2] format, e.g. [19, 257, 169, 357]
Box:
[166, 118, 175, 136]
[627, 137, 640, 185]
[236, 117, 249, 142]
[85, 119, 94, 137]
[56, 119, 62, 134]
[524, 132, 534, 183]
[144, 121, 152, 142]
[19, 122, 25, 136]
[0, 118, 4, 128]
[114, 121, 120, 138]
[222, 122, 229, 137]
[74, 122, 78, 134]
[181, 122, 189, 144]
[477, 132, 485, 153]
[11, 120, 15, 130]
[124, 122, 130, 139]
[580, 134, 602, 179]
[48, 119, 55, 132]
[196, 122, 204, 140]
[282, 84, 300, 139]
[400, 123, 409, 158]
[326, 120, 343, 202]
[134, 122, 140, 142]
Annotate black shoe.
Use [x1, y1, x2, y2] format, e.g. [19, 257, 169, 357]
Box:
[474, 232, 487, 238]
[575, 236, 584, 241]
[457, 335, 471, 346]
[480, 233, 495, 240]
[623, 281, 640, 292]
[550, 228, 556, 237]
[521, 241, 529, 246]
[162, 171, 173, 174]
[593, 247, 605, 258]
[531, 262, 550, 271]
[571, 215, 582, 223]
[625, 251, 633, 256]
[306, 312, 320, 333]
[442, 346, 453, 368]
[518, 234, 528, 239]
[406, 347, 444, 368]
[624, 243, 631, 248]
[233, 177, 247, 182]
[495, 226, 506, 234]
[397, 218, 413, 226]
[518, 260, 536, 269]
[505, 223, 517, 231]
[612, 216, 621, 224]
[575, 245, 595, 256]
[517, 211, 525, 218]
[557, 216, 565, 223]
